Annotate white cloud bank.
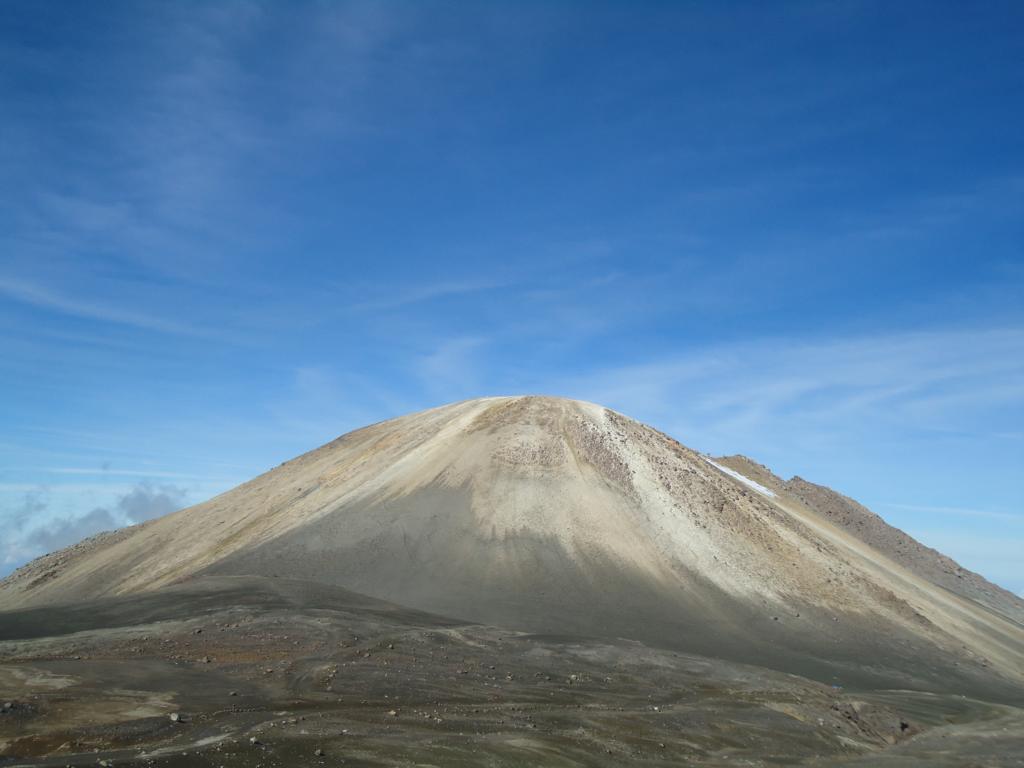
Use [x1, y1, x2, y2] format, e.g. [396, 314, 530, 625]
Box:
[2, 481, 188, 573]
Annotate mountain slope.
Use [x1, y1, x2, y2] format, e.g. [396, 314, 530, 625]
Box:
[713, 455, 1024, 627]
[786, 476, 1024, 625]
[2, 396, 1022, 701]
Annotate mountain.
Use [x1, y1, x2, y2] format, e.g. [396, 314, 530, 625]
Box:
[3, 396, 1022, 703]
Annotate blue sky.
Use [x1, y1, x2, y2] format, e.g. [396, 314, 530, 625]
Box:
[1, 1, 1022, 593]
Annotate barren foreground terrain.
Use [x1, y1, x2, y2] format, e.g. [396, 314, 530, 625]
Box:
[2, 576, 1022, 767]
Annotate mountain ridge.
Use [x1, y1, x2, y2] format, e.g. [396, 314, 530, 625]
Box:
[712, 455, 1024, 626]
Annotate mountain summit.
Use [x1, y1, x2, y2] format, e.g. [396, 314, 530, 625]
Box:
[3, 396, 1022, 700]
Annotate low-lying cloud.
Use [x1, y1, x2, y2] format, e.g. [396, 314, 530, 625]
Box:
[117, 482, 188, 523]
[4, 482, 188, 568]
[25, 506, 121, 552]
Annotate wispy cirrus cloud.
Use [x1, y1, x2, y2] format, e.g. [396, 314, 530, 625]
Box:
[0, 276, 198, 335]
[880, 503, 1023, 523]
[561, 326, 1024, 448]
[0, 1, 411, 317]
[347, 279, 508, 313]
[44, 467, 203, 480]
[416, 336, 489, 399]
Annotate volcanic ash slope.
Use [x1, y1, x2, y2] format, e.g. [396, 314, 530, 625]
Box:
[2, 396, 1022, 699]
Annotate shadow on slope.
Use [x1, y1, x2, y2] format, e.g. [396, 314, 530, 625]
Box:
[200, 485, 1024, 705]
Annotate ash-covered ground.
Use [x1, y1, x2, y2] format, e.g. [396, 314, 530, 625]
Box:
[2, 576, 1021, 767]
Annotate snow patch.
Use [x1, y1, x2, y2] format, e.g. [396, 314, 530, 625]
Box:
[703, 457, 777, 498]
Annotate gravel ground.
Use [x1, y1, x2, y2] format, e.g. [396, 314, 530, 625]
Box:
[1, 576, 1021, 767]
